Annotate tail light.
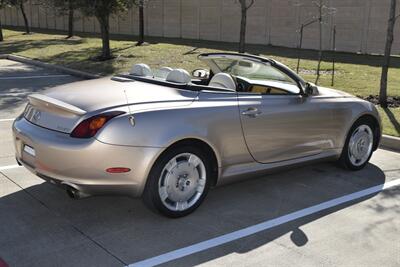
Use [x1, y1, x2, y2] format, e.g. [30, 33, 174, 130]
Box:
[70, 111, 125, 138]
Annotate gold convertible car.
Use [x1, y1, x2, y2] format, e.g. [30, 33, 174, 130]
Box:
[13, 53, 381, 217]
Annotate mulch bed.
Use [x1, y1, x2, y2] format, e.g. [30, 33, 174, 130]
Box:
[357, 95, 400, 108]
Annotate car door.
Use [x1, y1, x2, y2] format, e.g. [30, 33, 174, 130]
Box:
[238, 84, 335, 164]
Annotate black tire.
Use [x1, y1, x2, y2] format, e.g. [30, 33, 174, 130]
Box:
[142, 145, 212, 218]
[338, 118, 376, 171]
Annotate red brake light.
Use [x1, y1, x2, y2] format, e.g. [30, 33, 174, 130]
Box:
[70, 111, 125, 138]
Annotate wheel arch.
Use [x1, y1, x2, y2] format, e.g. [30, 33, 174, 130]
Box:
[153, 138, 221, 187]
[348, 113, 381, 151]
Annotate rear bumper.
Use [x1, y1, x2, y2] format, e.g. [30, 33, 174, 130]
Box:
[12, 117, 161, 197]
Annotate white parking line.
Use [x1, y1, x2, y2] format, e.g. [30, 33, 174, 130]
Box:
[128, 178, 400, 267]
[0, 75, 70, 80]
[0, 165, 21, 171]
[0, 118, 15, 122]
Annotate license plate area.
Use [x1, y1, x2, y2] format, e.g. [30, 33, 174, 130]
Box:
[23, 145, 36, 157]
[22, 144, 36, 168]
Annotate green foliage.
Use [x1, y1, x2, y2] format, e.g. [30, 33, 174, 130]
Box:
[77, 0, 131, 18]
[7, 0, 28, 6]
[0, 0, 8, 8]
[73, 0, 132, 59]
[38, 0, 80, 15]
[131, 0, 149, 7]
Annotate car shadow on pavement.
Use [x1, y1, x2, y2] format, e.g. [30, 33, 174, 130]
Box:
[0, 162, 388, 266]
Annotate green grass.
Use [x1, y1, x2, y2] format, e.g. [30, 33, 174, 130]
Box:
[1, 28, 399, 137]
[378, 107, 400, 137]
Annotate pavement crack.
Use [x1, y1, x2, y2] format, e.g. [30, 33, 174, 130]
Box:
[0, 171, 127, 266]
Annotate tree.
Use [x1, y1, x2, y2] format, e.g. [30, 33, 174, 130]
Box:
[39, 0, 79, 38]
[77, 0, 131, 60]
[238, 0, 255, 53]
[312, 0, 335, 84]
[296, 19, 318, 73]
[0, 16, 2, 42]
[9, 0, 30, 34]
[294, 0, 335, 82]
[0, 0, 7, 41]
[44, 0, 79, 38]
[132, 0, 149, 45]
[66, 0, 74, 38]
[380, 0, 399, 108]
[314, 0, 323, 84]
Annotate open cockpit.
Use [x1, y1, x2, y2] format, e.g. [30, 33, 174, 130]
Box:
[112, 53, 314, 96]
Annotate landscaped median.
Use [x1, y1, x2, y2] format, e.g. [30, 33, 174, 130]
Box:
[1, 28, 399, 139]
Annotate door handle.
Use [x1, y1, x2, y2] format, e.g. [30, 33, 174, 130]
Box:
[241, 107, 262, 117]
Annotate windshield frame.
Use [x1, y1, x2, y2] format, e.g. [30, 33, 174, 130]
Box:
[198, 53, 307, 94]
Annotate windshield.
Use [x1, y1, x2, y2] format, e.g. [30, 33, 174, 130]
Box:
[212, 58, 297, 85]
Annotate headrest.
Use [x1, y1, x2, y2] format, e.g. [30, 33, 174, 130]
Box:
[130, 64, 153, 77]
[209, 73, 236, 91]
[166, 69, 191, 84]
[155, 67, 173, 79]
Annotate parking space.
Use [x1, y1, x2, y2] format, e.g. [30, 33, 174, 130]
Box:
[0, 60, 399, 267]
[0, 59, 80, 119]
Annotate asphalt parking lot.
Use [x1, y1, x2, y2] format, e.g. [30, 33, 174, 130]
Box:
[0, 59, 399, 267]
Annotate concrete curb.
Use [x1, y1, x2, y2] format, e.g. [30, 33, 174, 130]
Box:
[380, 135, 400, 152]
[0, 54, 100, 79]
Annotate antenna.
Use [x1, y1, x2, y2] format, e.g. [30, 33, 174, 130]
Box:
[124, 90, 135, 127]
[123, 89, 132, 115]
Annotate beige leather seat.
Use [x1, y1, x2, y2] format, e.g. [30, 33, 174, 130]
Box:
[166, 69, 191, 84]
[209, 73, 236, 91]
[130, 64, 153, 77]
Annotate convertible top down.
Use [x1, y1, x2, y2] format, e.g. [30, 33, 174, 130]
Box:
[13, 53, 381, 217]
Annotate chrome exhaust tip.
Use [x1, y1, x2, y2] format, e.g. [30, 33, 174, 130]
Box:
[65, 186, 90, 199]
[66, 186, 79, 199]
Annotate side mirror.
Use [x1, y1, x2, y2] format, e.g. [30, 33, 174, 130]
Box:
[304, 82, 318, 96]
[192, 69, 209, 79]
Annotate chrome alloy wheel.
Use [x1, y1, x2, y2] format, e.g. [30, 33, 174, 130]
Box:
[158, 153, 207, 211]
[348, 124, 373, 166]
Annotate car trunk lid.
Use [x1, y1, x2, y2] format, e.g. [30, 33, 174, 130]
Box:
[24, 77, 197, 133]
[24, 94, 87, 133]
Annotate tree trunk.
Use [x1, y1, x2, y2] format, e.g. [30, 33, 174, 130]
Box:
[0, 17, 3, 42]
[296, 24, 304, 74]
[67, 0, 74, 38]
[20, 3, 30, 34]
[138, 5, 144, 45]
[315, 3, 323, 85]
[380, 0, 397, 108]
[98, 15, 111, 60]
[239, 5, 246, 53]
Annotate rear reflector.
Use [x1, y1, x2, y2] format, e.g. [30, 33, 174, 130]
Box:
[106, 167, 131, 173]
